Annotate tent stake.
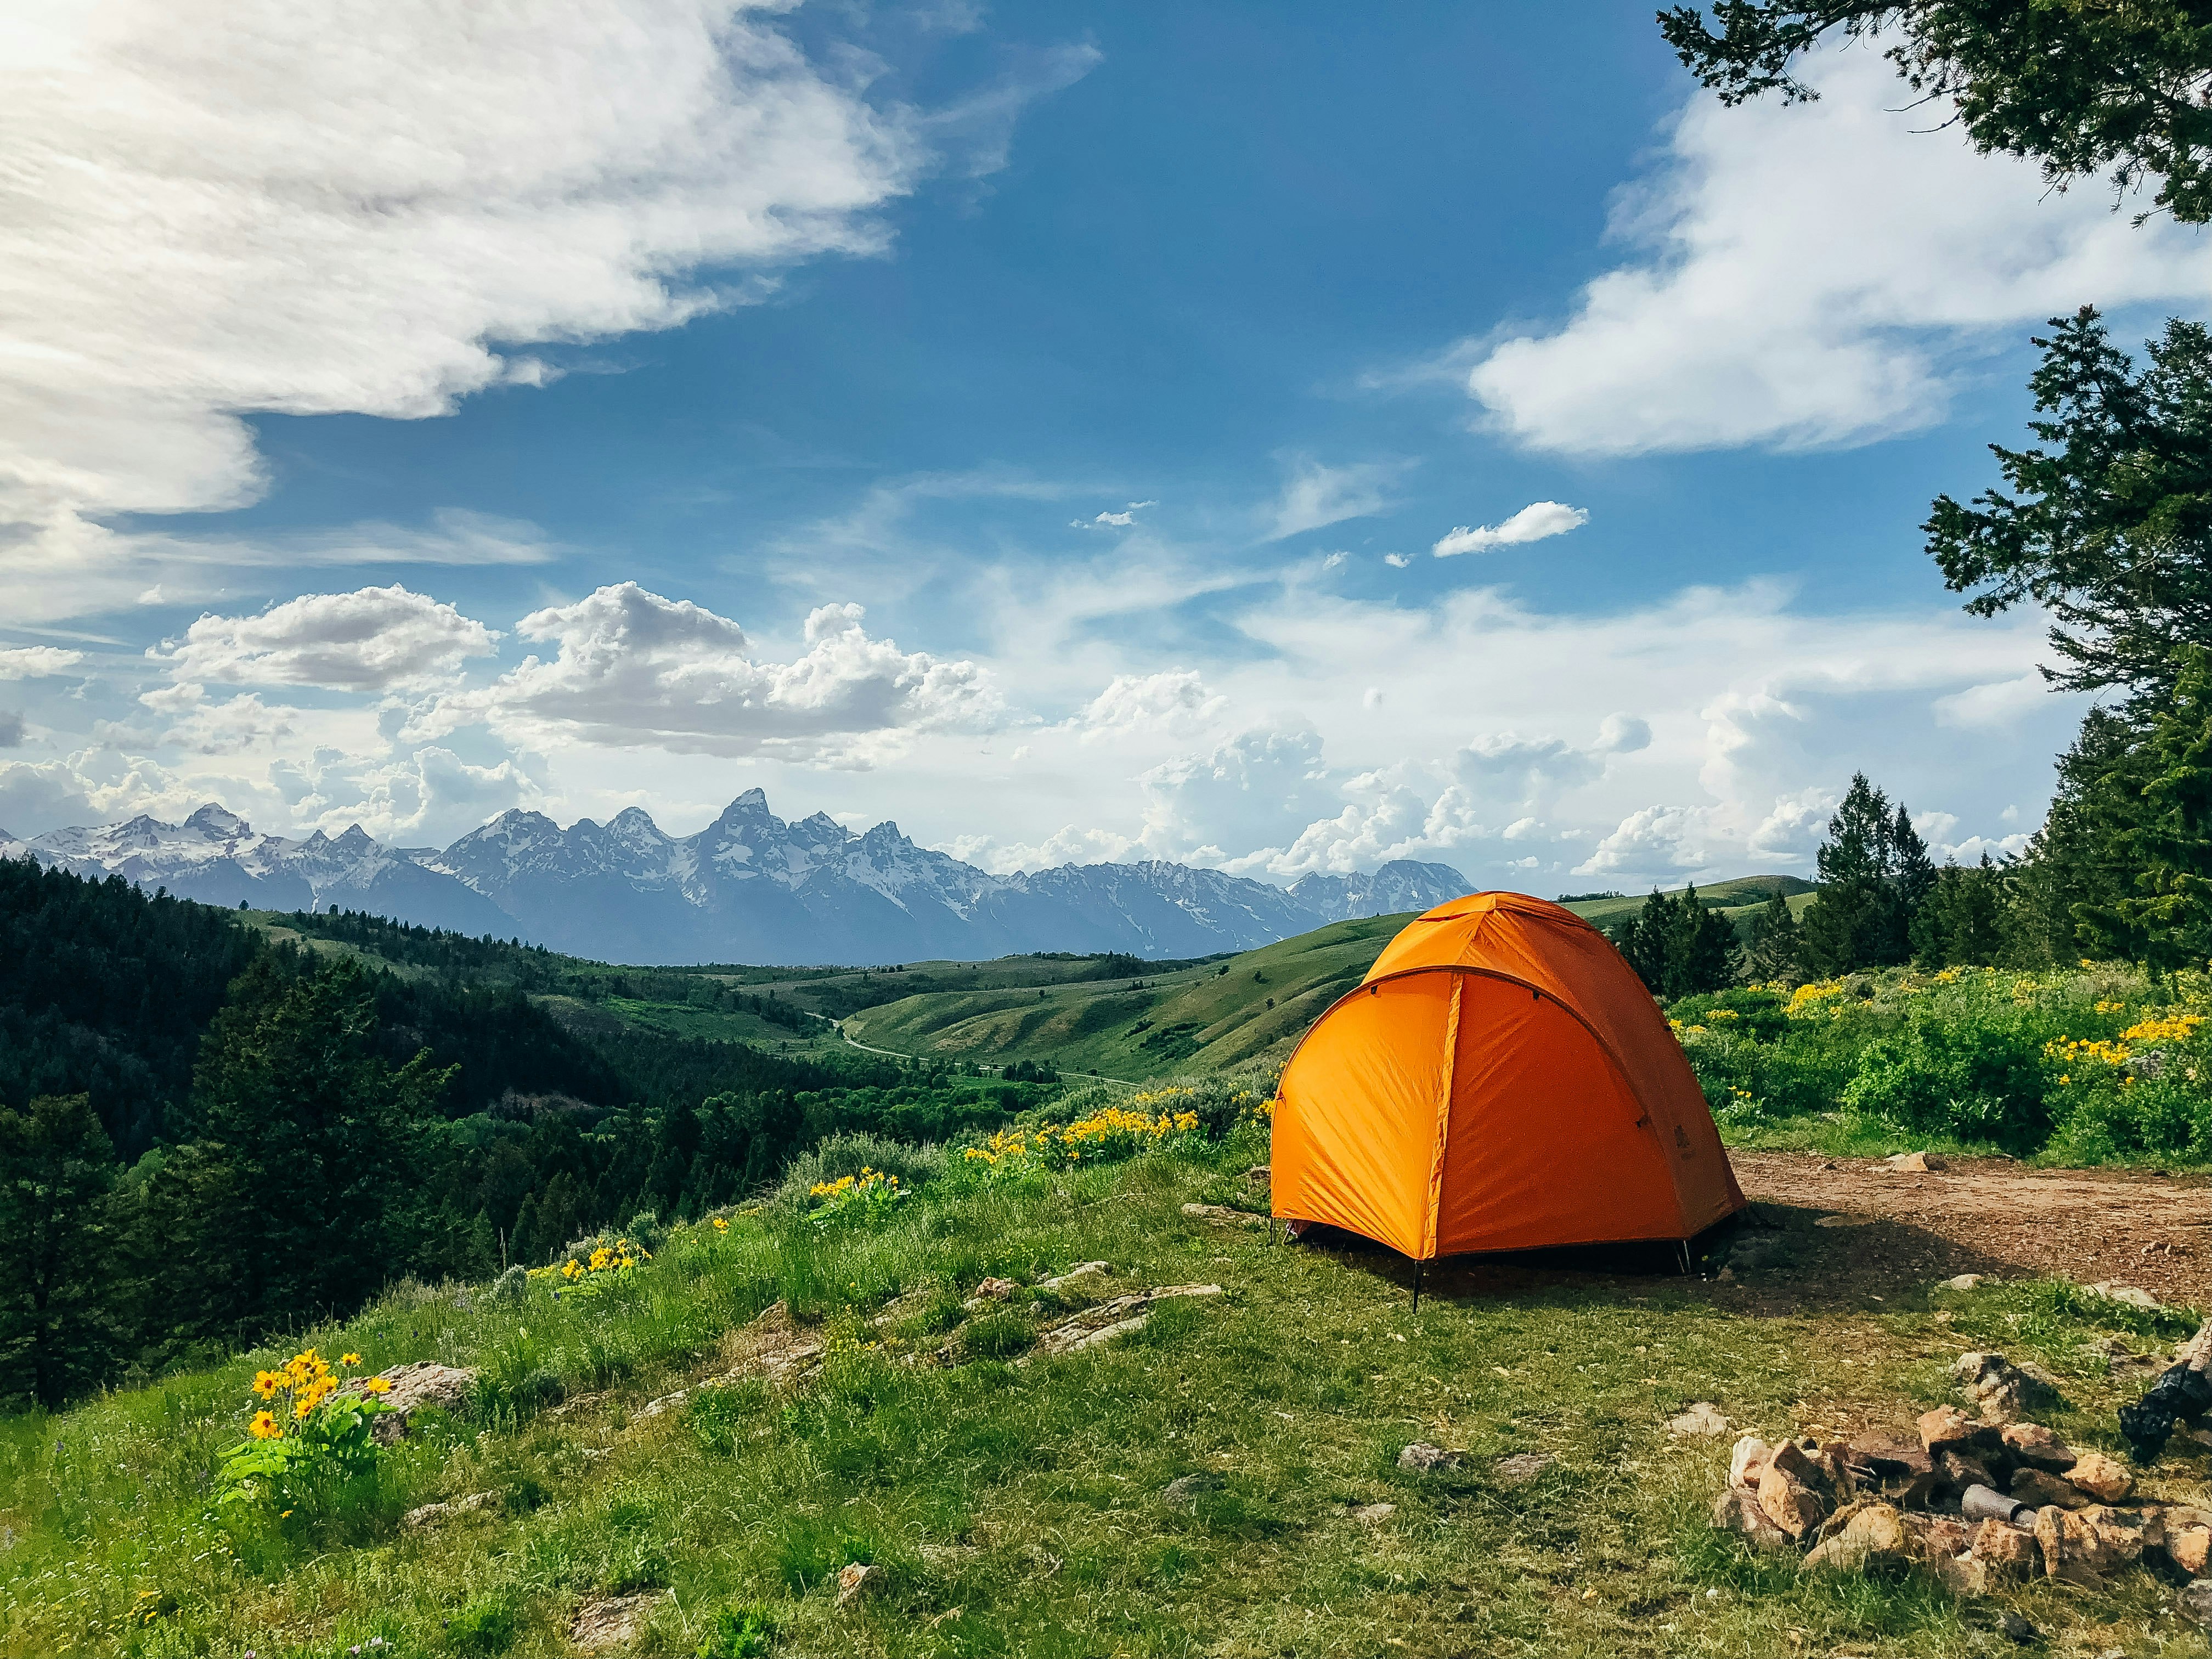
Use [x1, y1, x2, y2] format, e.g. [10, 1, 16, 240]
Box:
[1412, 1259, 1424, 1314]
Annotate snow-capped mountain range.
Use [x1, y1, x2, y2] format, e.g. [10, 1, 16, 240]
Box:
[0, 791, 1473, 967]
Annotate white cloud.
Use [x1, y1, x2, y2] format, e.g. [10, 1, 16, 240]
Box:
[150, 585, 500, 693]
[1383, 553, 1412, 569]
[1463, 43, 2212, 455]
[1431, 501, 1589, 557]
[1579, 804, 1719, 879]
[135, 684, 301, 757]
[1933, 673, 2051, 729]
[1079, 670, 1225, 738]
[1265, 458, 1413, 541]
[1, 1, 930, 622]
[414, 584, 998, 762]
[1595, 712, 1651, 754]
[0, 646, 86, 680]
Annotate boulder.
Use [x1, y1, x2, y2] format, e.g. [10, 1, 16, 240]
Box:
[2171, 1526, 2212, 1576]
[1728, 1435, 1771, 1490]
[2034, 1505, 2107, 1587]
[1396, 1442, 1463, 1472]
[2066, 1450, 2132, 1502]
[1667, 1401, 1729, 1438]
[1971, 1519, 2041, 1583]
[1954, 1352, 2061, 1423]
[1802, 1503, 1912, 1574]
[2076, 1504, 2154, 1570]
[1884, 1151, 1949, 1173]
[1711, 1488, 1792, 1553]
[1495, 1451, 1553, 1484]
[1757, 1465, 1830, 1539]
[569, 1593, 668, 1652]
[2010, 1468, 2090, 1509]
[835, 1563, 882, 1607]
[358, 1361, 479, 1444]
[1999, 1423, 2075, 1472]
[1918, 1406, 1980, 1454]
[2090, 1280, 2162, 1311]
[2180, 1580, 2212, 1633]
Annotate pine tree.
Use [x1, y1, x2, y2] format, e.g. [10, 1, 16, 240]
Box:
[1674, 883, 1740, 995]
[1801, 774, 1912, 973]
[1891, 805, 1938, 950]
[1741, 891, 1803, 981]
[2116, 645, 2212, 972]
[0, 1094, 119, 1408]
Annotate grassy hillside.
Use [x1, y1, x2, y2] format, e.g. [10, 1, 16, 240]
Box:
[1558, 875, 1817, 933]
[843, 915, 1407, 1079]
[7, 1103, 2199, 1659]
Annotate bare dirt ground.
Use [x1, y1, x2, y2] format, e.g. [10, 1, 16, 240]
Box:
[1726, 1149, 2212, 1309]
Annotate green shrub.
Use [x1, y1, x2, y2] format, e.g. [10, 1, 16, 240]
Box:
[446, 1594, 517, 1656]
[2048, 1071, 2212, 1161]
[1839, 1011, 2052, 1152]
[776, 1133, 948, 1208]
[697, 1603, 775, 1658]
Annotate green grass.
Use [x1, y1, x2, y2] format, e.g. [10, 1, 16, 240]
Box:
[5, 1124, 2205, 1658]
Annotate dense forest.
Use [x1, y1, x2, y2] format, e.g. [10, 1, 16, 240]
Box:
[0, 861, 1052, 1409]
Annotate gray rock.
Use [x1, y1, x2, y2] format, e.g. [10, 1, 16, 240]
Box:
[1396, 1441, 1463, 1472]
[1496, 1451, 1554, 1484]
[1348, 1502, 1395, 1525]
[1161, 1472, 1227, 1504]
[1667, 1401, 1730, 1438]
[1998, 1609, 2040, 1644]
[569, 1592, 668, 1652]
[2179, 1579, 2212, 1632]
[402, 1490, 496, 1529]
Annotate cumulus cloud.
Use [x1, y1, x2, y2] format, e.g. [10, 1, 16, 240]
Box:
[1265, 459, 1413, 541]
[1, 1, 929, 620]
[150, 585, 500, 692]
[0, 647, 86, 680]
[1431, 501, 1589, 557]
[1463, 44, 2212, 455]
[1933, 673, 2050, 729]
[414, 584, 997, 762]
[137, 684, 300, 757]
[1383, 553, 1412, 569]
[1079, 670, 1225, 738]
[1578, 804, 1719, 878]
[1595, 713, 1652, 754]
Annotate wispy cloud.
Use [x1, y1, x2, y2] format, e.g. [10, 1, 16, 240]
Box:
[1432, 501, 1588, 557]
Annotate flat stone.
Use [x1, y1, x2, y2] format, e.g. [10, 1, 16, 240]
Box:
[1884, 1151, 1949, 1173]
[1801, 1503, 1911, 1574]
[1396, 1441, 1463, 1472]
[1037, 1262, 1108, 1293]
[1844, 1430, 1931, 1481]
[569, 1592, 668, 1652]
[2090, 1280, 2162, 1311]
[835, 1562, 881, 1607]
[1815, 1214, 1875, 1227]
[1496, 1451, 1553, 1483]
[1971, 1519, 2041, 1583]
[1667, 1401, 1729, 1438]
[402, 1490, 496, 1529]
[2010, 1467, 2090, 1509]
[1348, 1502, 1396, 1525]
[1022, 1285, 1221, 1364]
[354, 1361, 479, 1444]
[1942, 1274, 1985, 1290]
[1711, 1488, 1792, 1553]
[2172, 1526, 2211, 1576]
[1180, 1202, 1264, 1227]
[1161, 1472, 1227, 1504]
[2180, 1578, 2212, 1631]
[1999, 1423, 2075, 1472]
[2067, 1450, 2132, 1502]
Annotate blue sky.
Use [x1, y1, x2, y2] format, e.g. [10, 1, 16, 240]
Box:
[3, 0, 2205, 890]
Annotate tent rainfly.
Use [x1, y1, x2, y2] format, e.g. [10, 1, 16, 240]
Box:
[1270, 891, 1745, 1261]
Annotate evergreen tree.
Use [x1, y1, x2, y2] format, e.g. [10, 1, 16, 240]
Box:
[1892, 805, 1938, 926]
[1800, 774, 1905, 973]
[1608, 889, 1674, 994]
[1911, 856, 2012, 967]
[2115, 645, 2212, 972]
[2015, 707, 2158, 963]
[0, 1094, 118, 1408]
[1741, 890, 1803, 981]
[1674, 883, 1741, 996]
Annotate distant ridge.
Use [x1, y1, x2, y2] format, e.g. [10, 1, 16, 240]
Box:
[0, 792, 1475, 968]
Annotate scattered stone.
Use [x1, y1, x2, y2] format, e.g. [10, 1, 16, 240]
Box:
[836, 1562, 882, 1607]
[2066, 1450, 2133, 1503]
[1758, 1464, 1830, 1539]
[636, 1389, 687, 1420]
[1943, 1273, 1985, 1291]
[1802, 1503, 1912, 1574]
[2035, 1505, 2107, 1587]
[1954, 1352, 2062, 1424]
[1161, 1472, 1227, 1504]
[2171, 1526, 2212, 1576]
[1496, 1451, 1553, 1484]
[1999, 1423, 2076, 1472]
[1844, 1430, 1931, 1481]
[1020, 1285, 1221, 1364]
[402, 1490, 496, 1529]
[1711, 1488, 1792, 1553]
[1397, 1442, 1464, 1472]
[1179, 1203, 1264, 1228]
[1815, 1215, 1875, 1227]
[1998, 1609, 2040, 1644]
[2077, 1504, 2154, 1570]
[1244, 1165, 1271, 1185]
[2180, 1578, 2212, 1631]
[964, 1278, 1019, 1310]
[1037, 1262, 1108, 1294]
[355, 1361, 479, 1444]
[1918, 1406, 1980, 1454]
[1884, 1151, 1949, 1173]
[569, 1592, 668, 1652]
[1667, 1401, 1729, 1438]
[1971, 1519, 2041, 1583]
[1936, 1552, 1992, 1597]
[2091, 1280, 2163, 1311]
[2010, 1468, 2090, 1510]
[1729, 1435, 1771, 1489]
[1348, 1502, 1396, 1525]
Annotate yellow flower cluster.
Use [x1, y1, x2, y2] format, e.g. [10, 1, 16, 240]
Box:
[2120, 1011, 2205, 1046]
[2045, 1035, 2131, 1068]
[1788, 980, 1847, 1011]
[246, 1348, 388, 1436]
[810, 1167, 900, 1200]
[560, 1237, 649, 1283]
[963, 1103, 1202, 1167]
[2095, 999, 2129, 1014]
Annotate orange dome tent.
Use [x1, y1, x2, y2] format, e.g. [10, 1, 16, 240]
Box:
[1271, 891, 1744, 1264]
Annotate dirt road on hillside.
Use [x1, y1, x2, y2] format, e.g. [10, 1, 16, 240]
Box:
[1724, 1150, 2212, 1309]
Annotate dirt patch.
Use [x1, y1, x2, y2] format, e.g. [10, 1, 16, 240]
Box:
[1728, 1151, 2212, 1308]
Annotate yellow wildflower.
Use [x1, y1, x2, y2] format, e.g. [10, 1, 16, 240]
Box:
[248, 1410, 281, 1440]
[340, 1352, 362, 1367]
[363, 1376, 393, 1395]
